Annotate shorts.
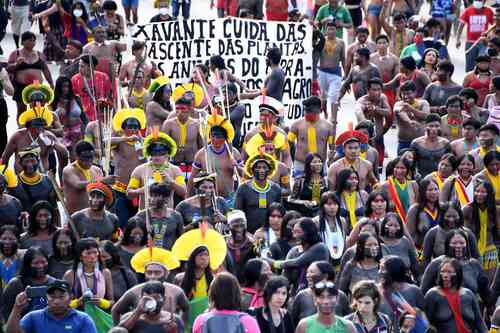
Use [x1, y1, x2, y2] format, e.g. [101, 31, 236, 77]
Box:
[367, 4, 382, 16]
[122, 0, 138, 7]
[10, 5, 30, 36]
[318, 70, 342, 104]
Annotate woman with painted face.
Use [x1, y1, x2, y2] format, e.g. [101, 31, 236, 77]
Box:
[0, 225, 22, 291]
[254, 202, 286, 259]
[337, 232, 382, 295]
[463, 181, 500, 279]
[345, 280, 392, 333]
[422, 202, 480, 267]
[421, 230, 489, 302]
[287, 153, 329, 217]
[378, 256, 425, 332]
[270, 218, 329, 293]
[380, 157, 419, 223]
[343, 219, 382, 267]
[364, 190, 390, 223]
[48, 229, 76, 279]
[253, 276, 294, 333]
[424, 153, 457, 190]
[174, 246, 213, 300]
[441, 154, 476, 207]
[380, 213, 419, 281]
[410, 113, 452, 177]
[20, 201, 58, 256]
[241, 258, 273, 311]
[99, 240, 138, 302]
[424, 258, 487, 333]
[336, 169, 368, 232]
[292, 261, 351, 326]
[419, 48, 439, 81]
[117, 218, 147, 271]
[473, 150, 500, 205]
[1, 246, 55, 321]
[407, 179, 441, 267]
[63, 237, 114, 311]
[313, 192, 349, 263]
[269, 211, 302, 261]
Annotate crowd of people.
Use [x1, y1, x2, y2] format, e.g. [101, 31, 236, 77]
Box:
[2, 0, 500, 332]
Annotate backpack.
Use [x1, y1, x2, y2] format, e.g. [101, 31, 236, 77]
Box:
[201, 312, 246, 333]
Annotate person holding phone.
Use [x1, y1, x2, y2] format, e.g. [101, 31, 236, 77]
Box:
[5, 279, 97, 333]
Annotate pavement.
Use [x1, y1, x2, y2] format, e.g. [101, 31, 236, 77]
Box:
[0, 0, 468, 167]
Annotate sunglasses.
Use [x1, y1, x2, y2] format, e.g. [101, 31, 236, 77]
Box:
[313, 281, 337, 295]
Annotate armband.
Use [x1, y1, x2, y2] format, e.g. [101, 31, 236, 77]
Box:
[98, 298, 111, 310]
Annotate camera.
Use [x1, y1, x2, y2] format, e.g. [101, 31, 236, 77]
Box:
[26, 286, 47, 298]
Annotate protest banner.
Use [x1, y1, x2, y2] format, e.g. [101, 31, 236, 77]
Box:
[132, 17, 313, 137]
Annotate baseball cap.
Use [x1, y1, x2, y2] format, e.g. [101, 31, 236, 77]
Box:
[47, 279, 71, 293]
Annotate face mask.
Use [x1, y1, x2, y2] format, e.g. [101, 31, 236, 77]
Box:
[31, 266, 47, 278]
[364, 246, 379, 258]
[473, 1, 483, 8]
[453, 246, 466, 258]
[103, 258, 113, 269]
[483, 138, 495, 147]
[159, 7, 168, 15]
[132, 234, 143, 245]
[73, 9, 83, 17]
[385, 226, 399, 238]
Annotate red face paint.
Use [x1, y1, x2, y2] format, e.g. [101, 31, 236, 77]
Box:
[305, 113, 319, 122]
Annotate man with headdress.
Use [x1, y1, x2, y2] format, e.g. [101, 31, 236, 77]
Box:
[243, 95, 291, 168]
[71, 54, 112, 122]
[12, 146, 57, 211]
[71, 181, 119, 241]
[63, 141, 110, 214]
[110, 108, 146, 228]
[249, 142, 290, 198]
[189, 114, 242, 202]
[234, 152, 282, 233]
[162, 85, 203, 183]
[146, 76, 173, 128]
[224, 210, 256, 283]
[327, 128, 377, 191]
[288, 96, 335, 177]
[127, 131, 186, 209]
[133, 183, 184, 250]
[176, 172, 229, 230]
[111, 247, 189, 325]
[1, 82, 69, 176]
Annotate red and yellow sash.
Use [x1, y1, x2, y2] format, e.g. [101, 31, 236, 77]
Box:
[387, 177, 407, 223]
[454, 177, 470, 207]
[431, 171, 444, 190]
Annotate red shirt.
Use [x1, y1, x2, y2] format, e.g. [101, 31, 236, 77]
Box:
[460, 6, 494, 42]
[71, 71, 112, 121]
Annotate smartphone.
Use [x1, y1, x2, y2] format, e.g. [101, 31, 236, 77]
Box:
[26, 286, 47, 298]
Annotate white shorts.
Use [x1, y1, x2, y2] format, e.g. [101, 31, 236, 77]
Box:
[318, 70, 342, 104]
[11, 5, 30, 36]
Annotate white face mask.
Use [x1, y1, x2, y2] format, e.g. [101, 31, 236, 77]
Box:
[73, 9, 83, 17]
[159, 7, 168, 15]
[473, 1, 483, 9]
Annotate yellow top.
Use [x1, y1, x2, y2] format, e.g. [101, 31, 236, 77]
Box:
[486, 170, 500, 201]
[0, 165, 18, 188]
[479, 208, 488, 256]
[343, 191, 357, 229]
[192, 274, 208, 298]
